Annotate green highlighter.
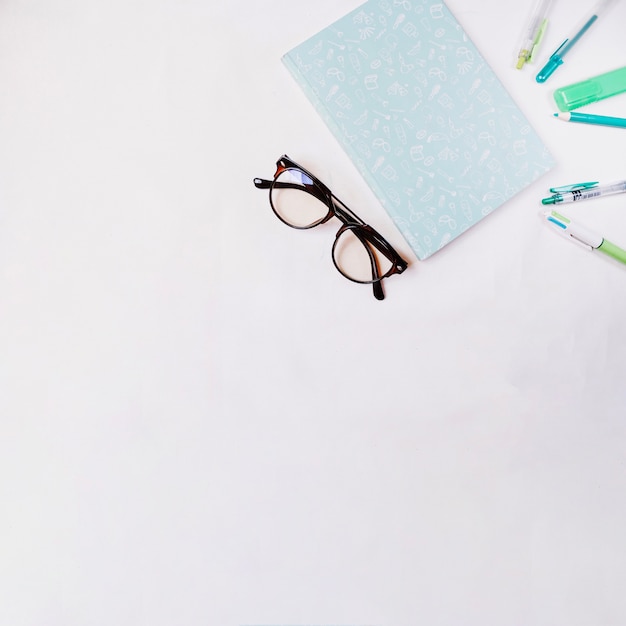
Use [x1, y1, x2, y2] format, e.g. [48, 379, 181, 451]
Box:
[553, 65, 626, 112]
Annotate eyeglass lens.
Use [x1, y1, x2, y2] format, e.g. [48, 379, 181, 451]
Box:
[333, 228, 393, 283]
[270, 169, 329, 228]
[271, 167, 392, 284]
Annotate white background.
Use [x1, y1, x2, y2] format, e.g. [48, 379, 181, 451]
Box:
[1, 0, 626, 625]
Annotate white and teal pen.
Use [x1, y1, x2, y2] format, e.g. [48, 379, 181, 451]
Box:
[542, 180, 626, 205]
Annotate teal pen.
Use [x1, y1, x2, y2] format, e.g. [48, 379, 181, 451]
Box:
[554, 111, 626, 129]
[542, 180, 626, 205]
[536, 0, 617, 83]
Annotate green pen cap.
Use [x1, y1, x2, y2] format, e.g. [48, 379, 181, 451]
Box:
[553, 65, 626, 112]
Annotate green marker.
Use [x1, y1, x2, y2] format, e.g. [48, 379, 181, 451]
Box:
[553, 65, 626, 112]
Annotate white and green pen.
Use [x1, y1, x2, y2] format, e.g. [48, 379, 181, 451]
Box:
[543, 209, 626, 265]
[516, 0, 553, 69]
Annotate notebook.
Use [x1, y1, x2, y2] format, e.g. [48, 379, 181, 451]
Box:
[283, 0, 555, 260]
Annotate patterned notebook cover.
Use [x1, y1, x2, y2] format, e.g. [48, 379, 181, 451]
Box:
[283, 0, 555, 260]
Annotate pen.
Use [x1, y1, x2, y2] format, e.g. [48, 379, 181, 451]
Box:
[536, 0, 617, 83]
[516, 0, 554, 69]
[554, 112, 626, 129]
[542, 180, 626, 205]
[543, 209, 626, 265]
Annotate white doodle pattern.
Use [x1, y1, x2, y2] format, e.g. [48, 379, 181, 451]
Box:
[283, 0, 554, 260]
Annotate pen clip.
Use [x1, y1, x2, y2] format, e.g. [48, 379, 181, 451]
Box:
[566, 232, 595, 251]
[553, 38, 569, 58]
[549, 181, 599, 193]
[529, 19, 549, 63]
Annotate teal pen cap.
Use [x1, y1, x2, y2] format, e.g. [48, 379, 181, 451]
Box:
[536, 40, 567, 83]
[554, 65, 626, 111]
[542, 195, 560, 205]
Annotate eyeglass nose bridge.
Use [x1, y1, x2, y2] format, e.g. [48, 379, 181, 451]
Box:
[273, 163, 287, 178]
[274, 156, 305, 179]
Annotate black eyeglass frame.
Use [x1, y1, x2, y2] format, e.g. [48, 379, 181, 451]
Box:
[254, 155, 408, 300]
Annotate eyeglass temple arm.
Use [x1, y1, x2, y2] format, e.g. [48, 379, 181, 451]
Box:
[349, 227, 385, 301]
[372, 278, 384, 300]
[333, 196, 408, 269]
[329, 194, 364, 226]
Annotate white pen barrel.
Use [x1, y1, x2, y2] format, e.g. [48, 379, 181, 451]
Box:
[600, 181, 626, 195]
[566, 220, 603, 248]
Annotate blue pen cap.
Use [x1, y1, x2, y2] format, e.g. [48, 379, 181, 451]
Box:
[553, 65, 626, 111]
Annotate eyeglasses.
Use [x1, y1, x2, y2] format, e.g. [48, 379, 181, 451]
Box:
[254, 155, 408, 300]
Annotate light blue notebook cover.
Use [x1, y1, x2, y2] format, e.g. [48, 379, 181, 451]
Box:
[283, 0, 555, 260]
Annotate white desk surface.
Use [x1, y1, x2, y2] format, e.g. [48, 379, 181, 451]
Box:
[2, 1, 626, 624]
